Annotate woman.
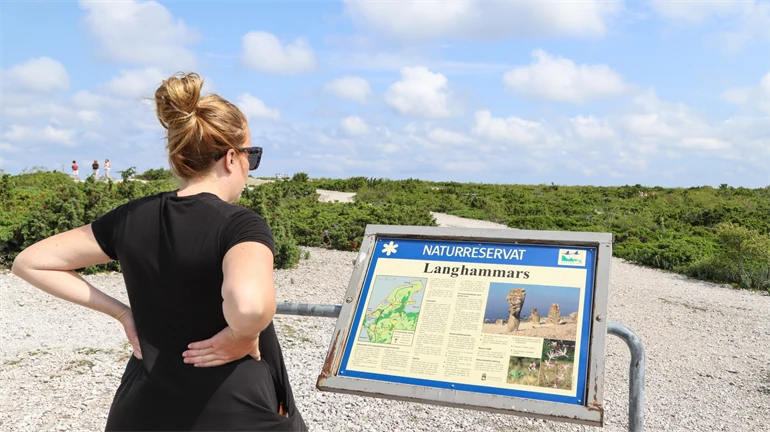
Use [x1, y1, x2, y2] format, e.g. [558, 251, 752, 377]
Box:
[104, 159, 111, 179]
[12, 72, 307, 431]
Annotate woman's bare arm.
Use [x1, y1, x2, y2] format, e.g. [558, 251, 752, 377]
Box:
[181, 242, 276, 367]
[11, 225, 129, 319]
[11, 225, 142, 358]
[220, 241, 276, 339]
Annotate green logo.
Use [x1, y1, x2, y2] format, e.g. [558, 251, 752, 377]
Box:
[558, 249, 585, 266]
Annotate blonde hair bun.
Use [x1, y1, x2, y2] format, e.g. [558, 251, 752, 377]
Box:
[152, 72, 249, 179]
[155, 72, 203, 128]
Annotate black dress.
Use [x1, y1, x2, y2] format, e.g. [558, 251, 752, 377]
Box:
[91, 191, 307, 431]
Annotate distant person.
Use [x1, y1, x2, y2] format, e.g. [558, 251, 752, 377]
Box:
[71, 161, 79, 181]
[92, 160, 99, 179]
[104, 159, 111, 179]
[11, 72, 305, 431]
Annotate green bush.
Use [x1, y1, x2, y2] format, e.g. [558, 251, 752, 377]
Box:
[136, 167, 173, 181]
[291, 172, 309, 182]
[303, 177, 770, 290]
[3, 171, 768, 289]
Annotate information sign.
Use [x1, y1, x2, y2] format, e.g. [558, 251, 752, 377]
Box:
[317, 225, 612, 426]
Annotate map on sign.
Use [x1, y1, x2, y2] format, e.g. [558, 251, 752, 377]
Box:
[358, 276, 426, 345]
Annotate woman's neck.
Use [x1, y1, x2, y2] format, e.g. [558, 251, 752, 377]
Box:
[177, 176, 231, 202]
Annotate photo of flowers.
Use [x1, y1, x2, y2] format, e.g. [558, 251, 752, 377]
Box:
[537, 338, 576, 390]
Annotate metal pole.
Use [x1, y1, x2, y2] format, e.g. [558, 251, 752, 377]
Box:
[275, 303, 645, 432]
[607, 321, 645, 432]
[276, 302, 341, 318]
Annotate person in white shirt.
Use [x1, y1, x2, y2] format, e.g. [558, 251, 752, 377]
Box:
[71, 161, 79, 181]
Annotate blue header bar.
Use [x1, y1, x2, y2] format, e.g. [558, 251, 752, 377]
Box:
[373, 237, 594, 269]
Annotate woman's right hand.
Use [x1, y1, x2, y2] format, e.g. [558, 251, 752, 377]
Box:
[182, 326, 260, 367]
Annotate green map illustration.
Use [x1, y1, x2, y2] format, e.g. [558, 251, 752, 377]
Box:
[358, 276, 427, 344]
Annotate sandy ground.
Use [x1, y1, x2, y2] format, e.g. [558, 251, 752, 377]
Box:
[482, 321, 578, 340]
[430, 212, 509, 229]
[316, 189, 356, 203]
[246, 177, 276, 186]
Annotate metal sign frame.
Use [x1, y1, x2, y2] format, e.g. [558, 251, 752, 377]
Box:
[317, 225, 612, 426]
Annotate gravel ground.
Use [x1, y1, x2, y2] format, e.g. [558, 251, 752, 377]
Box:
[2, 243, 769, 431]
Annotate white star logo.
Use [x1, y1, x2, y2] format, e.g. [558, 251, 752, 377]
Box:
[381, 241, 398, 256]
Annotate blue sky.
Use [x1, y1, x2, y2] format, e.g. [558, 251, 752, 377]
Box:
[1, 0, 768, 187]
[484, 283, 580, 321]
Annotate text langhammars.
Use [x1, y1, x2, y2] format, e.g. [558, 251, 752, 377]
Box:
[422, 263, 531, 279]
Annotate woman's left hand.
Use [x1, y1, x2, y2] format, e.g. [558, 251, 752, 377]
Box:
[114, 307, 143, 359]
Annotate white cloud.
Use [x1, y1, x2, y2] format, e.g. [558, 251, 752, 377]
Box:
[679, 138, 730, 150]
[385, 66, 453, 118]
[321, 49, 514, 75]
[649, 0, 739, 23]
[2, 103, 71, 120]
[101, 67, 167, 99]
[569, 116, 616, 141]
[618, 90, 732, 152]
[0, 142, 21, 153]
[472, 110, 555, 146]
[650, 0, 770, 52]
[427, 128, 474, 145]
[236, 94, 281, 121]
[1, 57, 70, 93]
[722, 72, 770, 113]
[71, 90, 125, 110]
[722, 88, 750, 105]
[340, 116, 370, 136]
[79, 0, 199, 69]
[581, 89, 752, 165]
[465, 88, 757, 182]
[324, 76, 371, 103]
[3, 125, 77, 146]
[757, 73, 769, 96]
[343, 0, 617, 41]
[240, 31, 316, 75]
[503, 50, 626, 103]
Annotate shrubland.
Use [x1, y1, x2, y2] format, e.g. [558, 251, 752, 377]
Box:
[1, 169, 767, 291]
[315, 177, 770, 291]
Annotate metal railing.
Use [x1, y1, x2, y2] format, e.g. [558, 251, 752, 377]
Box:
[276, 301, 646, 432]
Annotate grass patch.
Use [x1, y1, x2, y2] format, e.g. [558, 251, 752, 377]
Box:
[659, 297, 708, 312]
[74, 347, 115, 355]
[63, 359, 95, 375]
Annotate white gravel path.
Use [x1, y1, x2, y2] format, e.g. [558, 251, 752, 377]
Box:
[1, 215, 769, 431]
[429, 212, 509, 229]
[316, 189, 356, 203]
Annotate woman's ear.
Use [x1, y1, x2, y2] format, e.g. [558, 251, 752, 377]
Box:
[223, 149, 236, 173]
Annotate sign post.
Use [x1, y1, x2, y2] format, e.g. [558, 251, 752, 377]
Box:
[317, 225, 612, 426]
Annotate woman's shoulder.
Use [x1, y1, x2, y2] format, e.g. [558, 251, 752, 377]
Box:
[216, 204, 275, 255]
[216, 202, 269, 226]
[109, 190, 172, 216]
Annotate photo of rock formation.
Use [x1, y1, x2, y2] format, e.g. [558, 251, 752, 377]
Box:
[481, 283, 581, 341]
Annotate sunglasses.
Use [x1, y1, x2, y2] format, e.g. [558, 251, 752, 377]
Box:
[215, 146, 263, 170]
